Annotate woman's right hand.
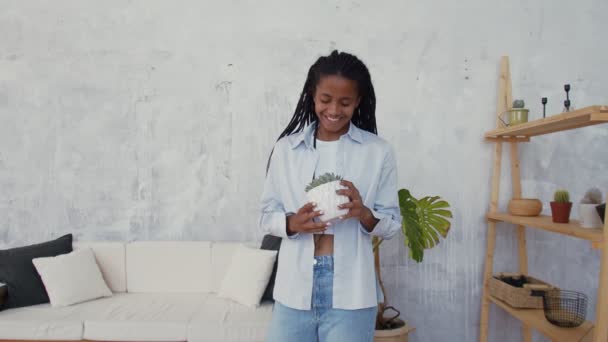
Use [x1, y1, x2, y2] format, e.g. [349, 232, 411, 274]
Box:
[286, 202, 331, 235]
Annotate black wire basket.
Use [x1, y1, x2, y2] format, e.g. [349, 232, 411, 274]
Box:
[542, 290, 588, 328]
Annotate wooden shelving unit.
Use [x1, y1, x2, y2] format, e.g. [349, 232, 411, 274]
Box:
[487, 213, 603, 245]
[485, 105, 608, 140]
[479, 56, 608, 342]
[488, 295, 595, 342]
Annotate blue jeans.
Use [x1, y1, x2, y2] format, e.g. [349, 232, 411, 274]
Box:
[266, 255, 377, 342]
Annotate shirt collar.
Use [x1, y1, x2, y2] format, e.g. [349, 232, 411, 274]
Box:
[289, 121, 363, 149]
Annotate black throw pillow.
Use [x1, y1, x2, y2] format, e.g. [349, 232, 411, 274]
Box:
[260, 234, 282, 302]
[0, 234, 73, 310]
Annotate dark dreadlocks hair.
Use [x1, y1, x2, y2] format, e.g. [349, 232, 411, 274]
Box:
[266, 50, 377, 173]
[277, 50, 377, 141]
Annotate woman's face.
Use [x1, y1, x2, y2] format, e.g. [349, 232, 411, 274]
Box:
[313, 75, 361, 141]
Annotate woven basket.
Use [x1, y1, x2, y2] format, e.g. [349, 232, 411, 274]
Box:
[489, 273, 554, 309]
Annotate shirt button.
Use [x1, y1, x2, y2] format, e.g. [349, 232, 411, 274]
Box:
[313, 259, 317, 265]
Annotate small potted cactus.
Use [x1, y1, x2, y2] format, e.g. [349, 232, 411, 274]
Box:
[508, 99, 529, 125]
[579, 188, 604, 228]
[305, 172, 348, 222]
[550, 189, 572, 223]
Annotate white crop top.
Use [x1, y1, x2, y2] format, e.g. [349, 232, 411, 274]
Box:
[314, 139, 339, 235]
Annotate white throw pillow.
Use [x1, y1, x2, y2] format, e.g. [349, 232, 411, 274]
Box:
[217, 244, 277, 307]
[33, 248, 112, 307]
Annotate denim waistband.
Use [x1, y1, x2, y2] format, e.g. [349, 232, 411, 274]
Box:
[313, 255, 334, 269]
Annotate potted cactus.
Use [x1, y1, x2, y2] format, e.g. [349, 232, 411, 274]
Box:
[579, 188, 604, 228]
[508, 99, 529, 125]
[551, 189, 572, 223]
[305, 172, 348, 222]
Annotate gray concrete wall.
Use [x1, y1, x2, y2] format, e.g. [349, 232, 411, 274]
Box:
[1, 1, 607, 341]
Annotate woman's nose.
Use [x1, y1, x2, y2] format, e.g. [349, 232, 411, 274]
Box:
[328, 102, 340, 115]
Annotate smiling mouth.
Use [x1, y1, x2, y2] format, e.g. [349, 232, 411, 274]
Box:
[324, 115, 342, 122]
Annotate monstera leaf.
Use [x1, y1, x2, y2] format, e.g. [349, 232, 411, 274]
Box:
[399, 189, 452, 262]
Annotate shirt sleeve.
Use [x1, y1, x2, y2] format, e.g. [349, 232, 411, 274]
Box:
[259, 141, 299, 240]
[360, 146, 402, 239]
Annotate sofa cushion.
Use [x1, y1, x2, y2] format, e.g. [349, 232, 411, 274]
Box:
[217, 245, 277, 307]
[0, 234, 73, 310]
[74, 242, 126, 292]
[0, 302, 83, 340]
[0, 292, 210, 341]
[33, 248, 112, 307]
[82, 293, 208, 341]
[126, 241, 212, 293]
[259, 235, 281, 302]
[210, 242, 241, 293]
[211, 241, 260, 293]
[188, 295, 274, 342]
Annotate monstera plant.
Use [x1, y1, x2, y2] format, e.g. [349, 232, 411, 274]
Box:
[373, 189, 453, 334]
[397, 189, 452, 262]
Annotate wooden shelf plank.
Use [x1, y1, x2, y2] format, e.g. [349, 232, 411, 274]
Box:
[488, 295, 594, 342]
[487, 212, 603, 243]
[485, 105, 608, 139]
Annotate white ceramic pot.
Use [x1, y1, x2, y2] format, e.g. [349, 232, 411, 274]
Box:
[305, 180, 349, 222]
[579, 203, 603, 228]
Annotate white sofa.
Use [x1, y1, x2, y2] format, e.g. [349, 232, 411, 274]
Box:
[0, 241, 274, 342]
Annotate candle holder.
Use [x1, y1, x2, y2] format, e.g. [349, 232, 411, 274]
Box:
[542, 97, 547, 118]
[563, 84, 573, 112]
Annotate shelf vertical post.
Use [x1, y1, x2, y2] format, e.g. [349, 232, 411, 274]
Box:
[505, 64, 531, 341]
[480, 56, 509, 342]
[593, 194, 608, 342]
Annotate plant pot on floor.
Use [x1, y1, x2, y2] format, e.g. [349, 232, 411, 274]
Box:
[551, 202, 572, 223]
[374, 319, 415, 342]
[579, 203, 603, 228]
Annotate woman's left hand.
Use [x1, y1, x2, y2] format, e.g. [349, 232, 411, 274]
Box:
[336, 180, 378, 231]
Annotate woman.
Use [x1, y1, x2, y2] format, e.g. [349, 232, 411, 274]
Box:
[260, 50, 401, 342]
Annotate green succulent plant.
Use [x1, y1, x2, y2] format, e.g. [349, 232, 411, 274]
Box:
[554, 189, 570, 203]
[305, 172, 343, 192]
[512, 99, 525, 109]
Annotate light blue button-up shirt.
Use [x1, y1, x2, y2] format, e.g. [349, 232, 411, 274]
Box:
[259, 122, 402, 310]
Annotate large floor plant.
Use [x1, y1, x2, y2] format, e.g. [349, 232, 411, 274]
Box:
[373, 189, 453, 330]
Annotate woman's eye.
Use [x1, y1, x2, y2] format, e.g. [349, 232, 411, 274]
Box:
[341, 102, 351, 107]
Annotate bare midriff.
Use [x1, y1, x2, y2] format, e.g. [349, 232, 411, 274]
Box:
[314, 234, 334, 256]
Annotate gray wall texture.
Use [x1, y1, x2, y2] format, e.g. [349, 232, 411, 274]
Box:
[1, 1, 607, 341]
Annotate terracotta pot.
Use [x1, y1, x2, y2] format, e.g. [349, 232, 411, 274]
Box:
[550, 202, 572, 223]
